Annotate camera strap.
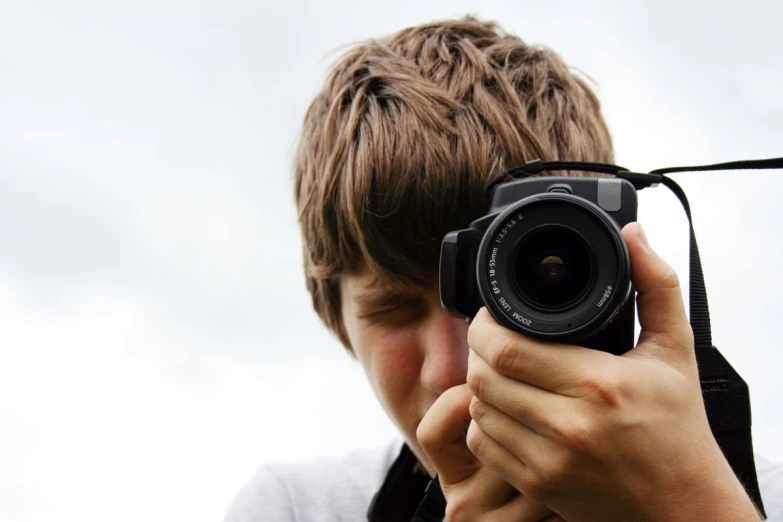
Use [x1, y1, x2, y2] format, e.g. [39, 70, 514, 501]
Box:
[482, 156, 783, 518]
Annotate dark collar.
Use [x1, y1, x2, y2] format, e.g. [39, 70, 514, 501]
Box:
[367, 443, 431, 522]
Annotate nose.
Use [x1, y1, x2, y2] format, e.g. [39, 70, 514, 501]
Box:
[419, 305, 470, 396]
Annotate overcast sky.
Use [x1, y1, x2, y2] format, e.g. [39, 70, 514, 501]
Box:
[1, 1, 782, 521]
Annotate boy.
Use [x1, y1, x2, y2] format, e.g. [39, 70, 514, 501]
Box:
[226, 16, 780, 521]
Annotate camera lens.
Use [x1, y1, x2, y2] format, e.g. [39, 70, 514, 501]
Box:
[475, 192, 631, 343]
[511, 225, 594, 311]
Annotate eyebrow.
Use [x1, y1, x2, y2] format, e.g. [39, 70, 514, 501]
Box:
[352, 288, 421, 311]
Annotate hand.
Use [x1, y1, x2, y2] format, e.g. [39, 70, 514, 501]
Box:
[417, 383, 563, 521]
[465, 222, 761, 521]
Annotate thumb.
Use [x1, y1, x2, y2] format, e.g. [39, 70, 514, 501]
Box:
[416, 384, 480, 485]
[622, 222, 694, 362]
[417, 384, 516, 506]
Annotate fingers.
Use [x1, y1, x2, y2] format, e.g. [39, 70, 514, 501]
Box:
[469, 222, 695, 391]
[417, 384, 519, 509]
[467, 349, 576, 438]
[416, 384, 477, 485]
[468, 308, 612, 396]
[468, 396, 548, 472]
[483, 489, 556, 522]
[465, 420, 538, 502]
[621, 223, 694, 364]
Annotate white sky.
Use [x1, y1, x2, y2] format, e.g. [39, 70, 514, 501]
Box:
[1, 1, 782, 521]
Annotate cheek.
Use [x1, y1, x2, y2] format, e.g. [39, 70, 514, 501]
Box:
[374, 332, 422, 395]
[355, 325, 424, 416]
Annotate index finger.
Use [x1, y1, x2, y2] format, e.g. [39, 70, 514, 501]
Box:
[416, 384, 478, 486]
[467, 308, 613, 396]
[416, 384, 525, 511]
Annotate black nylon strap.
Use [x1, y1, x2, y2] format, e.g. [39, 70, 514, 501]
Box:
[643, 158, 783, 520]
[657, 176, 712, 349]
[369, 443, 432, 522]
[650, 157, 783, 175]
[656, 175, 765, 518]
[485, 160, 630, 195]
[411, 476, 446, 522]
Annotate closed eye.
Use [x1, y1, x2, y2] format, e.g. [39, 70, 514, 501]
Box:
[358, 298, 428, 324]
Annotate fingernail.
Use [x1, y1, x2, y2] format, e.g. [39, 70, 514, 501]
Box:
[638, 223, 651, 251]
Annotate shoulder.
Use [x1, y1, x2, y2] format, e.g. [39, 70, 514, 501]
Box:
[757, 454, 783, 521]
[223, 438, 404, 522]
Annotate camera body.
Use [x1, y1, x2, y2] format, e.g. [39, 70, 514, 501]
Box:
[440, 176, 638, 355]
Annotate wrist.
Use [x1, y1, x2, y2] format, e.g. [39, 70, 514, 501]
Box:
[650, 446, 762, 522]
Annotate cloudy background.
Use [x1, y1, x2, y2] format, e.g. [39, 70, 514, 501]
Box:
[1, 1, 781, 521]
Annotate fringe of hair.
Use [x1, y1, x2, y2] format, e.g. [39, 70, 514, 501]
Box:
[293, 16, 614, 350]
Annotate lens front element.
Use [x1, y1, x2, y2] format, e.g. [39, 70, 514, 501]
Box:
[512, 225, 595, 311]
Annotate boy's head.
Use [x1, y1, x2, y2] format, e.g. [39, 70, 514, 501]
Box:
[294, 16, 615, 471]
[294, 16, 614, 352]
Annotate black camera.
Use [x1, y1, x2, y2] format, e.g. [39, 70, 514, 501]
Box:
[439, 176, 637, 355]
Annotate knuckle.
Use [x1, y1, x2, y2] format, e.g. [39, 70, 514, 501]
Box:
[581, 371, 629, 409]
[415, 418, 436, 449]
[535, 452, 571, 495]
[489, 337, 520, 375]
[518, 473, 553, 504]
[444, 497, 472, 522]
[468, 397, 489, 423]
[465, 425, 486, 457]
[550, 416, 593, 454]
[659, 264, 681, 289]
[467, 365, 488, 399]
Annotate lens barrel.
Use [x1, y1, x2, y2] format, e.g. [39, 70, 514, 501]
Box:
[476, 193, 630, 342]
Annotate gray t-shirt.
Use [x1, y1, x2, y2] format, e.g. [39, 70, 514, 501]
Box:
[224, 438, 783, 521]
[224, 441, 401, 522]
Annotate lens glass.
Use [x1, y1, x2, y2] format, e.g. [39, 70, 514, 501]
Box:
[511, 225, 594, 311]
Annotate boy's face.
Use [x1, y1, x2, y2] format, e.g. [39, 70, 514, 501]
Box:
[339, 266, 469, 475]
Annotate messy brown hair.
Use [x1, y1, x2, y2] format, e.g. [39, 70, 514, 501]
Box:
[294, 16, 614, 350]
